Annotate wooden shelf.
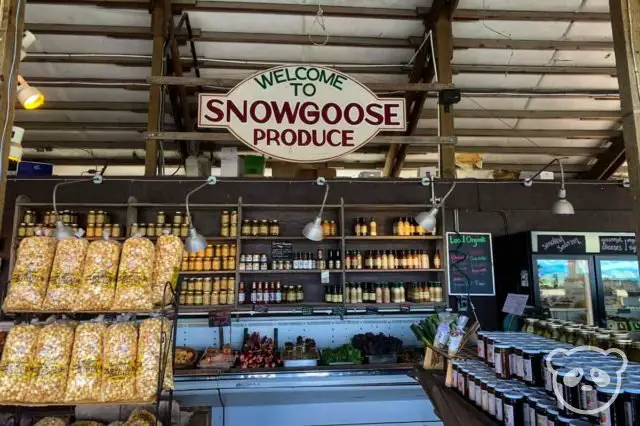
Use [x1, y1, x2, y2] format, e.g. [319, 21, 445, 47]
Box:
[345, 269, 444, 273]
[240, 236, 341, 240]
[179, 270, 236, 275]
[239, 269, 343, 274]
[345, 236, 442, 240]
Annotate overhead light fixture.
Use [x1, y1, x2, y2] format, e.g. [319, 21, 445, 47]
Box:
[53, 175, 104, 240]
[17, 75, 44, 110]
[303, 177, 330, 241]
[185, 176, 217, 252]
[523, 157, 574, 215]
[415, 177, 457, 233]
[20, 31, 37, 61]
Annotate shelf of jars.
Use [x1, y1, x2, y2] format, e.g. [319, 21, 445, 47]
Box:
[9, 196, 450, 318]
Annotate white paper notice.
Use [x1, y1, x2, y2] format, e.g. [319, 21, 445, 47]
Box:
[321, 270, 330, 284]
[502, 293, 529, 316]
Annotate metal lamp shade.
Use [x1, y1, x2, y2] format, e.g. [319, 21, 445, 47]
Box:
[552, 189, 575, 215]
[415, 207, 439, 233]
[54, 220, 74, 240]
[185, 227, 208, 252]
[302, 216, 324, 241]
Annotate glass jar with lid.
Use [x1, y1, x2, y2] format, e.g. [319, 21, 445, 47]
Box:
[522, 318, 538, 333]
[251, 220, 259, 236]
[222, 244, 230, 257]
[259, 220, 269, 236]
[205, 244, 214, 258]
[242, 220, 251, 236]
[87, 210, 96, 225]
[157, 211, 166, 225]
[230, 244, 237, 257]
[174, 211, 183, 225]
[269, 220, 280, 236]
[212, 257, 221, 271]
[596, 333, 612, 350]
[203, 258, 212, 271]
[227, 256, 236, 270]
[211, 291, 220, 305]
[203, 278, 213, 292]
[549, 323, 562, 341]
[194, 258, 204, 272]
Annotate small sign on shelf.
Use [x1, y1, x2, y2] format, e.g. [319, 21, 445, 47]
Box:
[365, 306, 379, 315]
[331, 306, 346, 319]
[502, 293, 529, 316]
[301, 306, 313, 316]
[400, 303, 411, 313]
[253, 304, 269, 313]
[208, 311, 231, 327]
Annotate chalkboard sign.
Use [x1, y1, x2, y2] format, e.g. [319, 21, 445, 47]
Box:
[271, 241, 293, 260]
[599, 236, 637, 255]
[446, 232, 495, 296]
[536, 234, 586, 254]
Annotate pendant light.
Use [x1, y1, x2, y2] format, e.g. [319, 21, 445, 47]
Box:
[17, 75, 44, 110]
[302, 177, 330, 241]
[523, 157, 574, 215]
[185, 176, 217, 253]
[53, 175, 103, 240]
[415, 178, 456, 233]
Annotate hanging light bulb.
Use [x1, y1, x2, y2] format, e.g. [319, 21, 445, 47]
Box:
[184, 176, 218, 253]
[415, 178, 456, 233]
[523, 157, 575, 215]
[17, 75, 44, 110]
[53, 175, 103, 240]
[302, 178, 329, 241]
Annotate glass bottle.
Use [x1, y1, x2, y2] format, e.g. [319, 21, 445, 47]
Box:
[375, 284, 382, 304]
[350, 283, 358, 303]
[325, 286, 332, 303]
[434, 250, 442, 269]
[375, 250, 382, 269]
[356, 283, 363, 303]
[276, 282, 282, 304]
[259, 220, 269, 236]
[334, 249, 341, 269]
[330, 221, 337, 236]
[383, 284, 391, 303]
[408, 219, 416, 236]
[421, 250, 430, 269]
[356, 250, 363, 269]
[251, 220, 259, 236]
[365, 251, 373, 269]
[242, 220, 251, 236]
[369, 217, 377, 236]
[381, 251, 389, 270]
[360, 218, 368, 237]
[270, 220, 280, 236]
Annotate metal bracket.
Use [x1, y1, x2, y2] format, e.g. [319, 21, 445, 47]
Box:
[206, 176, 218, 185]
[92, 175, 103, 184]
[420, 177, 432, 187]
[315, 177, 327, 186]
[523, 178, 533, 187]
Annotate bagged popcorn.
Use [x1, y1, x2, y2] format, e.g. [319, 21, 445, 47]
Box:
[65, 321, 106, 402]
[75, 239, 121, 311]
[0, 324, 40, 402]
[113, 237, 155, 311]
[43, 238, 89, 311]
[101, 322, 138, 402]
[151, 235, 183, 306]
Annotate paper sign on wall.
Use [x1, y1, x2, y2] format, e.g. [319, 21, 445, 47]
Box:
[198, 66, 406, 163]
[502, 293, 529, 316]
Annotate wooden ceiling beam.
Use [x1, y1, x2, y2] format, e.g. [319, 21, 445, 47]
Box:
[453, 9, 610, 22]
[579, 137, 626, 179]
[454, 38, 613, 51]
[16, 101, 150, 112]
[420, 109, 621, 120]
[453, 64, 617, 75]
[415, 128, 621, 139]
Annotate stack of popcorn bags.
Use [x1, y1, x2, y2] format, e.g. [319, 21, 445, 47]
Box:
[0, 230, 182, 404]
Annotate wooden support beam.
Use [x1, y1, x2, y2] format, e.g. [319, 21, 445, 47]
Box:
[420, 109, 621, 120]
[146, 76, 452, 92]
[145, 0, 165, 176]
[452, 64, 617, 76]
[454, 38, 613, 51]
[416, 128, 621, 139]
[16, 101, 150, 112]
[453, 9, 610, 22]
[16, 122, 152, 130]
[580, 138, 626, 179]
[0, 0, 26, 244]
[607, 0, 640, 184]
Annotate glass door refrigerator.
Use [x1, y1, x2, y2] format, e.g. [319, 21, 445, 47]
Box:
[494, 231, 639, 328]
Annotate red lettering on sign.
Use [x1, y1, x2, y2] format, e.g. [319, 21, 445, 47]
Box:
[205, 99, 224, 122]
[344, 103, 364, 125]
[322, 103, 342, 125]
[343, 130, 354, 146]
[253, 128, 265, 145]
[365, 103, 383, 125]
[384, 104, 400, 126]
[267, 129, 279, 145]
[250, 100, 271, 124]
[299, 102, 319, 125]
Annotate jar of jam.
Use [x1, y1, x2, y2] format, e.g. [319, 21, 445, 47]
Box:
[259, 220, 269, 236]
[494, 344, 512, 379]
[222, 244, 230, 257]
[213, 277, 221, 292]
[230, 244, 237, 257]
[205, 244, 214, 258]
[522, 349, 543, 387]
[211, 291, 219, 305]
[269, 220, 280, 236]
[242, 220, 251, 236]
[203, 292, 212, 306]
[227, 256, 236, 270]
[212, 257, 221, 271]
[485, 337, 495, 367]
[112, 224, 122, 237]
[503, 393, 524, 426]
[494, 387, 510, 423]
[203, 278, 212, 292]
[477, 332, 486, 361]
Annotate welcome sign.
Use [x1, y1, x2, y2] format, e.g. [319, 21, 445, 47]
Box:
[198, 65, 406, 163]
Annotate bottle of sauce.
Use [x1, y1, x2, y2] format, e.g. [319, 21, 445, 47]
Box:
[365, 251, 373, 269]
[276, 281, 282, 304]
[360, 218, 368, 237]
[256, 282, 263, 304]
[399, 284, 406, 303]
[330, 221, 337, 236]
[393, 218, 399, 236]
[297, 285, 304, 302]
[350, 283, 358, 303]
[408, 219, 416, 236]
[400, 251, 408, 269]
[421, 250, 430, 269]
[250, 282, 257, 304]
[344, 250, 351, 270]
[369, 217, 377, 236]
[434, 282, 443, 302]
[325, 286, 332, 303]
[383, 284, 391, 303]
[356, 283, 363, 303]
[375, 250, 382, 269]
[344, 283, 351, 303]
[434, 250, 442, 269]
[356, 250, 363, 269]
[334, 249, 342, 269]
[381, 251, 389, 270]
[375, 284, 382, 304]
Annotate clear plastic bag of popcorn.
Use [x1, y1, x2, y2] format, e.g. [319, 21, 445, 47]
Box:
[0, 324, 40, 402]
[152, 235, 183, 306]
[135, 318, 174, 401]
[42, 238, 89, 311]
[4, 236, 57, 311]
[101, 322, 138, 402]
[25, 320, 75, 403]
[64, 321, 106, 402]
[113, 237, 155, 311]
[75, 239, 121, 311]
[35, 418, 67, 426]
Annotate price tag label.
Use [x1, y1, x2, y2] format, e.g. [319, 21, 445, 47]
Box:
[301, 306, 313, 316]
[208, 311, 231, 327]
[400, 303, 411, 313]
[502, 293, 529, 316]
[618, 308, 631, 314]
[365, 306, 379, 315]
[253, 304, 269, 313]
[321, 270, 330, 284]
[331, 306, 346, 320]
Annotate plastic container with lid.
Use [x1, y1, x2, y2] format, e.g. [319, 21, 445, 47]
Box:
[503, 393, 525, 426]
